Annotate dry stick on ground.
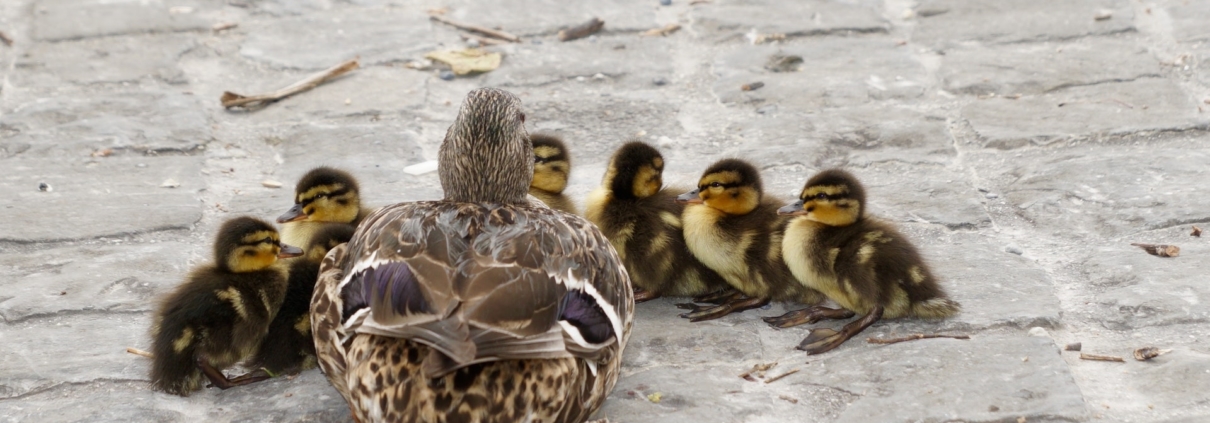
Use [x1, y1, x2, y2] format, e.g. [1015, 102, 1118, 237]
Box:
[0, 31, 13, 46]
[558, 17, 604, 41]
[461, 34, 508, 46]
[429, 14, 519, 42]
[763, 368, 800, 384]
[738, 362, 777, 381]
[127, 347, 154, 359]
[867, 334, 971, 345]
[1079, 353, 1125, 363]
[1130, 243, 1180, 257]
[221, 59, 360, 109]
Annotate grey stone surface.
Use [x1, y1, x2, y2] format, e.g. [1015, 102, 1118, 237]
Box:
[4, 0, 1210, 421]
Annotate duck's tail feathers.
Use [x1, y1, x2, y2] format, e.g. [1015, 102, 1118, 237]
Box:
[912, 298, 961, 319]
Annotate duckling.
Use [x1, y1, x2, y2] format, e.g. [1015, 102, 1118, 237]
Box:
[584, 141, 731, 303]
[310, 88, 633, 422]
[276, 166, 370, 248]
[232, 223, 355, 382]
[528, 133, 578, 214]
[149, 217, 302, 396]
[765, 169, 960, 355]
[674, 159, 824, 321]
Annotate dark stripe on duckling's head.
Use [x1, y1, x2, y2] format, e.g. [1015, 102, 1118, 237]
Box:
[694, 158, 763, 215]
[531, 133, 570, 164]
[343, 262, 430, 323]
[280, 167, 363, 224]
[559, 289, 614, 344]
[531, 133, 572, 194]
[606, 141, 665, 200]
[440, 88, 532, 204]
[794, 168, 866, 226]
[214, 217, 296, 273]
[295, 167, 360, 202]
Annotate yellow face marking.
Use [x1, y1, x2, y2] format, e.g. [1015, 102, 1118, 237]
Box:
[802, 200, 859, 226]
[534, 145, 560, 159]
[698, 171, 760, 215]
[298, 184, 359, 224]
[227, 240, 279, 273]
[802, 185, 848, 198]
[215, 286, 248, 319]
[909, 266, 926, 284]
[532, 160, 569, 193]
[172, 327, 194, 353]
[631, 165, 661, 198]
[659, 211, 681, 228]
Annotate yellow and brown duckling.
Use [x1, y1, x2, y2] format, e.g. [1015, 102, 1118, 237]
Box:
[766, 168, 960, 354]
[528, 133, 578, 214]
[311, 88, 633, 422]
[149, 217, 302, 396]
[230, 223, 355, 383]
[276, 166, 370, 248]
[675, 159, 824, 321]
[584, 141, 731, 303]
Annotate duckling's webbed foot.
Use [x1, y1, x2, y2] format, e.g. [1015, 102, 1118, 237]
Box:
[678, 296, 770, 322]
[763, 306, 856, 328]
[198, 358, 272, 390]
[692, 287, 741, 304]
[633, 287, 660, 303]
[797, 306, 883, 355]
[226, 368, 274, 386]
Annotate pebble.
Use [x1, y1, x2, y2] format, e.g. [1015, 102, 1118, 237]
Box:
[438, 70, 455, 81]
[1027, 327, 1049, 338]
[38, 182, 52, 192]
[652, 77, 669, 86]
[660, 0, 672, 5]
[261, 180, 283, 189]
[1005, 245, 1023, 255]
[984, 192, 999, 199]
[466, 38, 481, 48]
[756, 104, 778, 114]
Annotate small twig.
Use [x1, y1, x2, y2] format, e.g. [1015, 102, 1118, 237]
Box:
[777, 395, 798, 404]
[211, 22, 238, 32]
[558, 17, 604, 42]
[460, 34, 507, 46]
[430, 14, 519, 42]
[764, 368, 800, 384]
[1079, 353, 1125, 363]
[221, 58, 360, 109]
[127, 347, 154, 358]
[738, 362, 777, 381]
[641, 23, 681, 37]
[867, 333, 970, 345]
[1130, 243, 1180, 258]
[0, 31, 12, 47]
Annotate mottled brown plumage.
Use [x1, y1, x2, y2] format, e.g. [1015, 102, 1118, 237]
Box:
[584, 141, 730, 302]
[312, 88, 633, 423]
[675, 159, 824, 321]
[766, 168, 960, 354]
[149, 217, 302, 396]
[529, 133, 578, 215]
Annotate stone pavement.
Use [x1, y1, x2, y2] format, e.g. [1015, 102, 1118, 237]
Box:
[1, 0, 1208, 421]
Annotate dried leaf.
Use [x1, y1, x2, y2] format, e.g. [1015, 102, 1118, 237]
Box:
[646, 392, 663, 403]
[1130, 243, 1180, 257]
[424, 48, 502, 75]
[1133, 347, 1171, 361]
[1192, 226, 1202, 237]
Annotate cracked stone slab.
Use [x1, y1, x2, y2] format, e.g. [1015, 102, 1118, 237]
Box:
[596, 333, 1086, 422]
[0, 89, 211, 157]
[0, 156, 203, 243]
[961, 78, 1207, 148]
[483, 35, 675, 88]
[913, 0, 1135, 47]
[940, 36, 1162, 96]
[439, 0, 656, 37]
[0, 242, 193, 323]
[11, 34, 195, 86]
[0, 313, 151, 398]
[854, 164, 991, 230]
[527, 97, 685, 160]
[1077, 243, 1209, 330]
[969, 142, 1210, 240]
[692, 0, 887, 42]
[712, 38, 928, 110]
[239, 8, 438, 69]
[0, 371, 353, 422]
[32, 0, 210, 42]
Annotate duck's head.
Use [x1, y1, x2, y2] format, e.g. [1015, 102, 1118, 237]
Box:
[439, 88, 531, 204]
[214, 217, 302, 273]
[277, 167, 362, 224]
[603, 141, 664, 200]
[530, 133, 571, 194]
[778, 168, 866, 226]
[302, 224, 355, 262]
[676, 158, 763, 215]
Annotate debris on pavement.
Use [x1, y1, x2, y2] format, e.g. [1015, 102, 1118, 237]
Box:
[1079, 353, 1125, 363]
[261, 180, 283, 189]
[221, 58, 360, 109]
[160, 179, 181, 188]
[764, 368, 800, 384]
[741, 82, 765, 91]
[765, 54, 803, 72]
[867, 333, 971, 345]
[1094, 9, 1113, 21]
[404, 160, 439, 175]
[430, 14, 519, 43]
[1130, 243, 1180, 257]
[641, 24, 681, 37]
[1065, 342, 1082, 352]
[738, 362, 777, 381]
[1133, 347, 1171, 361]
[127, 347, 154, 358]
[1192, 226, 1202, 237]
[559, 17, 604, 42]
[646, 392, 663, 403]
[425, 49, 502, 75]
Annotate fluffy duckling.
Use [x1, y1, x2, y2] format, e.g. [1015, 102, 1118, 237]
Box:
[584, 141, 731, 302]
[234, 224, 355, 381]
[310, 88, 633, 422]
[149, 217, 302, 396]
[766, 169, 960, 354]
[528, 133, 578, 214]
[675, 159, 824, 321]
[277, 166, 370, 248]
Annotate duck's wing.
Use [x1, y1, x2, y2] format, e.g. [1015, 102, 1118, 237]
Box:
[335, 201, 632, 377]
[311, 241, 352, 398]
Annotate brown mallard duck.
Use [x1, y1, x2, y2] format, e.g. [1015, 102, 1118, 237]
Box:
[765, 169, 960, 354]
[149, 217, 302, 396]
[674, 159, 824, 321]
[584, 140, 731, 303]
[529, 133, 578, 214]
[311, 88, 633, 422]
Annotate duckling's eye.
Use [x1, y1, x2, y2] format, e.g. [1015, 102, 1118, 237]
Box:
[815, 192, 828, 200]
[710, 182, 723, 188]
[244, 250, 257, 256]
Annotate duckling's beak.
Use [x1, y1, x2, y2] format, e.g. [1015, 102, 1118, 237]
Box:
[778, 200, 808, 216]
[675, 189, 702, 204]
[276, 204, 307, 223]
[277, 243, 304, 258]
